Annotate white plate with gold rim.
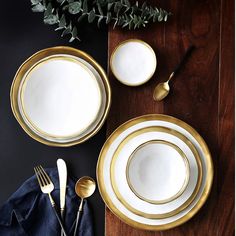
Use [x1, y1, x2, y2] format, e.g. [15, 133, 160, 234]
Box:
[110, 39, 157, 86]
[97, 114, 213, 231]
[127, 139, 190, 204]
[11, 46, 111, 147]
[110, 126, 202, 219]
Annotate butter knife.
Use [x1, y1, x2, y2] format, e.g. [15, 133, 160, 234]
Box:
[57, 159, 67, 236]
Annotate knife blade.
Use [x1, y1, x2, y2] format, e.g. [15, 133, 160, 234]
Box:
[57, 158, 67, 235]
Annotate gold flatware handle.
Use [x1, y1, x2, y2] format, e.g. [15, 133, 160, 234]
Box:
[49, 194, 68, 236]
[73, 199, 84, 236]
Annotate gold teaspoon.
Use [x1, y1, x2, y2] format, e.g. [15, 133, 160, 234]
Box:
[153, 72, 174, 101]
[153, 45, 195, 102]
[73, 176, 96, 236]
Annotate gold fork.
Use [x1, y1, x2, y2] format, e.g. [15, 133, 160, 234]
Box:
[34, 166, 68, 236]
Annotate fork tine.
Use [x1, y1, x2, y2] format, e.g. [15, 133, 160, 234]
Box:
[37, 166, 49, 185]
[39, 165, 52, 184]
[34, 167, 44, 187]
[36, 166, 48, 186]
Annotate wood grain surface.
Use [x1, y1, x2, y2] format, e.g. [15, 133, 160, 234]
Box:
[105, 0, 235, 235]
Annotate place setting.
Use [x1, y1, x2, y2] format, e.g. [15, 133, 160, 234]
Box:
[0, 0, 216, 235]
[3, 40, 213, 234]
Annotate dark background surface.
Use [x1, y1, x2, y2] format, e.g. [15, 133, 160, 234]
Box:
[0, 0, 107, 235]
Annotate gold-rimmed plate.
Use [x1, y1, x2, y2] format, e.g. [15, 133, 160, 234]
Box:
[127, 140, 190, 205]
[97, 114, 213, 231]
[110, 39, 157, 86]
[11, 46, 111, 146]
[110, 126, 202, 219]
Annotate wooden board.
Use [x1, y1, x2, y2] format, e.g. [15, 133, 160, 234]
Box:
[105, 0, 234, 235]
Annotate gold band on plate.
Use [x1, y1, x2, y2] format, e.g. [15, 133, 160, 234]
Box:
[96, 114, 213, 231]
[10, 46, 111, 147]
[19, 56, 102, 140]
[126, 139, 190, 205]
[110, 126, 202, 219]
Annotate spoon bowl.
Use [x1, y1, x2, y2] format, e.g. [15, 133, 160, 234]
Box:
[153, 81, 170, 101]
[74, 176, 96, 236]
[75, 176, 96, 198]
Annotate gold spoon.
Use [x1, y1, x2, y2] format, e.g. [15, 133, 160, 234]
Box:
[73, 176, 96, 236]
[153, 45, 195, 102]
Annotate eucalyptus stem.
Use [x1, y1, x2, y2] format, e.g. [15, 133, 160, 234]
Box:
[30, 0, 172, 42]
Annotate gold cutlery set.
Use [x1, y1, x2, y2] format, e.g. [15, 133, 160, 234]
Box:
[34, 160, 95, 236]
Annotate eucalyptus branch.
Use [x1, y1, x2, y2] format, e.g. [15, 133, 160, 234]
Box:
[30, 0, 171, 42]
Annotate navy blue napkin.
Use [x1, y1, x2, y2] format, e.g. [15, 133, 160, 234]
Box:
[0, 168, 94, 236]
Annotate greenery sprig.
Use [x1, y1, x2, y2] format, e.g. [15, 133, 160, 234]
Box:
[31, 0, 171, 42]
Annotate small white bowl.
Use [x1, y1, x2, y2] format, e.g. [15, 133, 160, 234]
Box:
[110, 39, 157, 86]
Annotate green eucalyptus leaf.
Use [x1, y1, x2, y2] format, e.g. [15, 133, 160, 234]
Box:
[141, 2, 147, 10]
[69, 36, 75, 42]
[44, 14, 58, 25]
[114, 2, 122, 13]
[58, 14, 66, 27]
[61, 27, 71, 37]
[56, 0, 65, 4]
[88, 10, 96, 23]
[97, 16, 103, 27]
[122, 22, 129, 28]
[107, 3, 113, 11]
[83, 0, 88, 13]
[31, 0, 42, 5]
[32, 3, 45, 12]
[124, 0, 130, 7]
[71, 26, 78, 37]
[97, 2, 103, 15]
[106, 12, 111, 24]
[68, 2, 82, 14]
[44, 3, 53, 17]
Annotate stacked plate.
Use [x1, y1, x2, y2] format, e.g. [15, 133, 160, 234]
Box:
[97, 114, 213, 230]
[10, 46, 111, 146]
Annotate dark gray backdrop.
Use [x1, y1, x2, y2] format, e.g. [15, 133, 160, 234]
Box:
[0, 1, 107, 235]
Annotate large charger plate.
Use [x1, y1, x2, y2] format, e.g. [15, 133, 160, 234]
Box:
[10, 46, 111, 146]
[97, 114, 213, 230]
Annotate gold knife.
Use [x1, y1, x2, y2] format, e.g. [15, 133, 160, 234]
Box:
[57, 159, 67, 236]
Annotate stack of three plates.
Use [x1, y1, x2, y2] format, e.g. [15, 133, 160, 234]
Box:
[11, 46, 111, 146]
[97, 114, 213, 230]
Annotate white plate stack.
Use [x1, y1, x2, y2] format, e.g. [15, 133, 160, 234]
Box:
[97, 114, 213, 231]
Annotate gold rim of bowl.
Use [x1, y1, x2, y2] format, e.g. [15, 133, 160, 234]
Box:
[96, 114, 213, 230]
[10, 46, 111, 147]
[126, 139, 190, 205]
[110, 39, 157, 86]
[110, 126, 202, 219]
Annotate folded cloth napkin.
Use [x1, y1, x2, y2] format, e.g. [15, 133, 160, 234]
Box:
[0, 168, 94, 236]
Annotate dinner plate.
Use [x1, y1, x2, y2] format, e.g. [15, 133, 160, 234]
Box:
[11, 46, 111, 146]
[97, 114, 213, 230]
[110, 126, 202, 219]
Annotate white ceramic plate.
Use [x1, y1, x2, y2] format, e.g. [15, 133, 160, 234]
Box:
[97, 114, 213, 230]
[127, 140, 189, 203]
[110, 39, 157, 86]
[11, 46, 111, 146]
[20, 56, 102, 138]
[110, 126, 202, 218]
[18, 54, 107, 143]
